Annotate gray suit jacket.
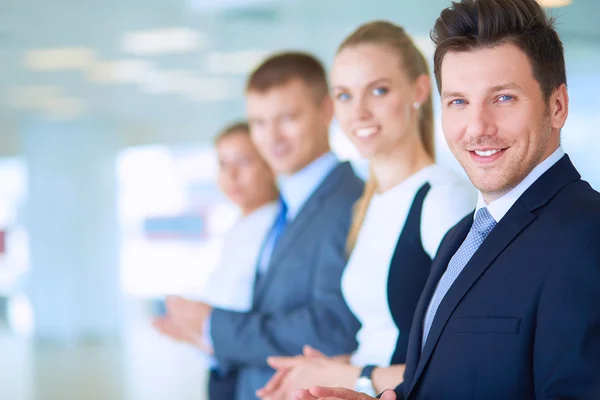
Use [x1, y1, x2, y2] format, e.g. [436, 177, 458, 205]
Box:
[210, 161, 364, 400]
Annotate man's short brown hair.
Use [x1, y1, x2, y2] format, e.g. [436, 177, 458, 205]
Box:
[431, 0, 566, 101]
[246, 51, 329, 103]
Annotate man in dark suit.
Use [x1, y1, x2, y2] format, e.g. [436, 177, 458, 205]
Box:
[155, 52, 363, 400]
[294, 1, 600, 399]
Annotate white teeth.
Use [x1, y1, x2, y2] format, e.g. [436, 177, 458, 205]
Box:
[474, 149, 501, 157]
[356, 127, 378, 138]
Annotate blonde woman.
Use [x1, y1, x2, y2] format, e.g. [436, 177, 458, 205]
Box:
[257, 21, 476, 399]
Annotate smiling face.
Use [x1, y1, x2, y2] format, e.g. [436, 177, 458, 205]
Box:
[440, 43, 567, 201]
[331, 43, 427, 160]
[246, 78, 332, 176]
[216, 131, 276, 212]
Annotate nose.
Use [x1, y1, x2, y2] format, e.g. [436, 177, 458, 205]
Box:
[262, 122, 284, 145]
[352, 95, 372, 121]
[465, 103, 497, 138]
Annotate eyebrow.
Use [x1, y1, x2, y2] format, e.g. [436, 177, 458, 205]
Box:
[488, 82, 524, 93]
[441, 82, 525, 99]
[331, 77, 391, 92]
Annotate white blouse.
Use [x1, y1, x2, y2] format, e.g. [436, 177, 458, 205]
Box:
[342, 165, 477, 367]
[202, 201, 278, 312]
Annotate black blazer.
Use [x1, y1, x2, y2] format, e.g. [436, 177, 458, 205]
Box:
[394, 155, 600, 399]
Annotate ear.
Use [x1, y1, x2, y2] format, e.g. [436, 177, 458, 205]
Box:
[413, 74, 432, 106]
[549, 83, 568, 130]
[319, 94, 334, 124]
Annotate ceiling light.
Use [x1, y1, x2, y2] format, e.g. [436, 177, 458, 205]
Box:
[122, 28, 205, 55]
[180, 76, 239, 101]
[188, 0, 286, 11]
[538, 0, 572, 7]
[134, 68, 238, 100]
[7, 85, 62, 108]
[7, 85, 84, 119]
[42, 97, 86, 120]
[204, 49, 270, 74]
[23, 47, 95, 71]
[87, 59, 153, 84]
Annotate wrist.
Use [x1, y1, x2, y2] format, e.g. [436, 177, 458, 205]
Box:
[354, 365, 377, 397]
[334, 363, 361, 389]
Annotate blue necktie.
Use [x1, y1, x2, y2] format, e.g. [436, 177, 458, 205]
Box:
[422, 207, 497, 348]
[271, 196, 288, 248]
[257, 196, 288, 276]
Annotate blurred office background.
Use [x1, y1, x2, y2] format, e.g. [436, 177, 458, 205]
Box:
[0, 0, 598, 398]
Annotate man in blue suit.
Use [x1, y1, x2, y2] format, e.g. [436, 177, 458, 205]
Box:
[157, 52, 363, 400]
[294, 1, 600, 399]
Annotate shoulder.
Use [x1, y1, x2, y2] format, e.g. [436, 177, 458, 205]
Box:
[545, 179, 600, 231]
[555, 181, 600, 239]
[423, 165, 477, 218]
[227, 202, 278, 241]
[327, 162, 365, 201]
[245, 201, 279, 223]
[420, 165, 477, 257]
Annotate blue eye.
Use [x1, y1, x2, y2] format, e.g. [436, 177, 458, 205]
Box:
[451, 99, 466, 105]
[498, 95, 514, 102]
[373, 87, 388, 96]
[337, 93, 351, 102]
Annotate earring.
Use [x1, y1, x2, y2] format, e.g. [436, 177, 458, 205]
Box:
[413, 102, 421, 109]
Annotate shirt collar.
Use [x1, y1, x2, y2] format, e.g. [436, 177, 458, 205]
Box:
[476, 146, 565, 222]
[278, 151, 339, 220]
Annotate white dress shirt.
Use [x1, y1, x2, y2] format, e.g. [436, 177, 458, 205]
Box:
[257, 151, 340, 273]
[422, 146, 566, 339]
[476, 146, 565, 222]
[202, 201, 278, 311]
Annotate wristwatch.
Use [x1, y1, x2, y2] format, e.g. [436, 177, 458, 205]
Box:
[355, 364, 377, 396]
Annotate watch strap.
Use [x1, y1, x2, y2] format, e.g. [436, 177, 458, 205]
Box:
[360, 364, 377, 379]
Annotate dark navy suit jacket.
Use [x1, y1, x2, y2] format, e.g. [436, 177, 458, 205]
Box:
[394, 155, 600, 399]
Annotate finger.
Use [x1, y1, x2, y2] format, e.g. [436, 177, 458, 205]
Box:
[332, 354, 351, 364]
[309, 386, 368, 399]
[268, 356, 300, 369]
[261, 369, 288, 394]
[154, 320, 184, 341]
[380, 390, 397, 400]
[290, 389, 318, 400]
[165, 295, 181, 309]
[165, 297, 185, 319]
[151, 318, 165, 329]
[303, 345, 325, 358]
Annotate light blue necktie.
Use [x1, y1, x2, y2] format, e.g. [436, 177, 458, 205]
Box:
[422, 207, 497, 348]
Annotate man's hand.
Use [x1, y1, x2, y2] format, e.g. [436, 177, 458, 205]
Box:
[303, 346, 351, 364]
[166, 296, 212, 333]
[152, 296, 213, 352]
[153, 316, 194, 343]
[256, 346, 358, 399]
[291, 387, 397, 400]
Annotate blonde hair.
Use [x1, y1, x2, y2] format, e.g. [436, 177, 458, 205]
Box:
[341, 21, 436, 253]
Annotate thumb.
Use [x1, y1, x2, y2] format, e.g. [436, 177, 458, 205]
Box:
[380, 389, 397, 400]
[267, 356, 297, 369]
[303, 345, 325, 358]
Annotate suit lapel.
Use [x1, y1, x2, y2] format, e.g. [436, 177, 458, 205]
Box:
[403, 217, 471, 392]
[407, 201, 536, 396]
[406, 155, 582, 398]
[252, 162, 350, 302]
